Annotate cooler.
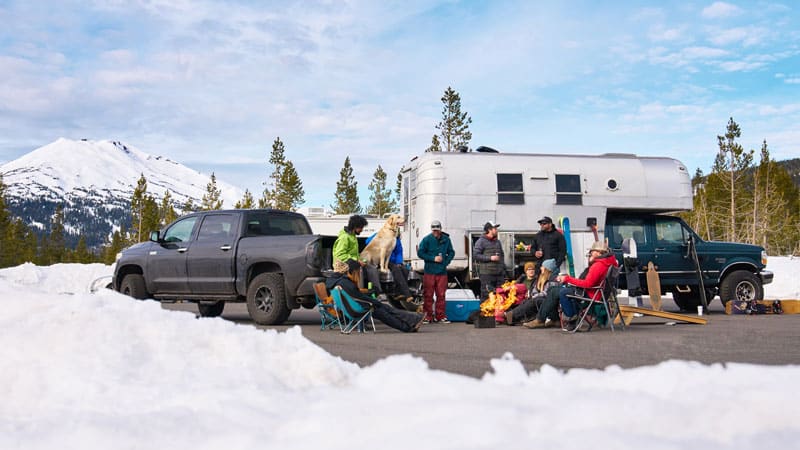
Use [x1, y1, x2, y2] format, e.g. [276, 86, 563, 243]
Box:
[445, 288, 480, 322]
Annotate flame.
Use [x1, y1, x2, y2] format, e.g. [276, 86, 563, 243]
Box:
[479, 281, 520, 317]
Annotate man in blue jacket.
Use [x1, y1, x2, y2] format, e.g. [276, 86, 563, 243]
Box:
[417, 220, 455, 323]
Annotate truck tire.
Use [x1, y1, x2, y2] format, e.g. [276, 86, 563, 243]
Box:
[198, 301, 225, 318]
[119, 274, 149, 300]
[719, 270, 763, 305]
[246, 273, 290, 325]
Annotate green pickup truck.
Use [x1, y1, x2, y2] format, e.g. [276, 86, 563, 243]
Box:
[605, 212, 773, 310]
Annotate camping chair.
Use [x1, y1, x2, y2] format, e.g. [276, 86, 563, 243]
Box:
[313, 282, 342, 331]
[566, 265, 624, 333]
[330, 286, 376, 334]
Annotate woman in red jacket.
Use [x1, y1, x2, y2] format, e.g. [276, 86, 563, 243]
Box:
[557, 241, 619, 331]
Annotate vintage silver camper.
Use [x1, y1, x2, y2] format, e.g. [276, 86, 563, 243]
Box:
[400, 150, 692, 286]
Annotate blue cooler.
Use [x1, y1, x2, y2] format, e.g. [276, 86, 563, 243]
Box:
[445, 289, 480, 322]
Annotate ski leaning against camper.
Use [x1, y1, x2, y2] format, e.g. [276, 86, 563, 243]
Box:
[559, 217, 575, 277]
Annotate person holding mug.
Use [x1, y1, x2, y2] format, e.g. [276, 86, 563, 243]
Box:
[473, 221, 506, 301]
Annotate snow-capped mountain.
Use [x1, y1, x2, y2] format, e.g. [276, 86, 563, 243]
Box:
[1, 138, 245, 247]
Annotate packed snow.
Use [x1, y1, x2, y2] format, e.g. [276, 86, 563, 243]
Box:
[1, 257, 799, 449]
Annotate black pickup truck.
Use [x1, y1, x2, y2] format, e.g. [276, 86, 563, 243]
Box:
[113, 209, 335, 324]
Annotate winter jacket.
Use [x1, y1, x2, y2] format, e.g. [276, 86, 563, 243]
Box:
[473, 235, 505, 275]
[332, 228, 359, 265]
[562, 253, 619, 301]
[534, 228, 567, 267]
[417, 232, 455, 275]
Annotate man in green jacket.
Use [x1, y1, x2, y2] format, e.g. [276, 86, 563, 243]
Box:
[332, 215, 368, 274]
[417, 220, 455, 323]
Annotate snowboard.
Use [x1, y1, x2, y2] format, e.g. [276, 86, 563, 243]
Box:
[559, 216, 575, 277]
[621, 237, 643, 307]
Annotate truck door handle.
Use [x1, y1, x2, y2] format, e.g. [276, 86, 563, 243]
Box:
[177, 247, 188, 253]
[220, 245, 231, 251]
[655, 247, 666, 251]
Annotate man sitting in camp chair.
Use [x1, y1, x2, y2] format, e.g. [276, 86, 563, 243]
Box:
[325, 259, 425, 333]
[557, 241, 619, 332]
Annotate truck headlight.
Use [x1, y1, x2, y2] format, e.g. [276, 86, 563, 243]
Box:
[115, 252, 123, 262]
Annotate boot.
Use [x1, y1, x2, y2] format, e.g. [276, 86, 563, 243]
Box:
[523, 318, 546, 329]
[504, 310, 514, 325]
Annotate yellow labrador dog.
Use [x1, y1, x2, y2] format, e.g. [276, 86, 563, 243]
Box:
[360, 214, 403, 272]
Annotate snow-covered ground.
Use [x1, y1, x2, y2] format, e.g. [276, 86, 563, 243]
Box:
[1, 257, 799, 449]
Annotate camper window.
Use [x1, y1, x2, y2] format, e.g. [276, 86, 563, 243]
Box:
[496, 173, 524, 204]
[555, 174, 582, 205]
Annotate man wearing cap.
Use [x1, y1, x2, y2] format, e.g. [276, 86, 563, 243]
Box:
[417, 220, 455, 323]
[473, 221, 506, 301]
[533, 216, 567, 274]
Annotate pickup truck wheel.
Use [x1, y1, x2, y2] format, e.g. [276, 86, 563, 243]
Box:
[198, 301, 225, 317]
[120, 274, 149, 300]
[720, 270, 763, 304]
[246, 273, 289, 325]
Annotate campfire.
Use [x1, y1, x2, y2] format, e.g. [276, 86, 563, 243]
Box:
[479, 281, 522, 317]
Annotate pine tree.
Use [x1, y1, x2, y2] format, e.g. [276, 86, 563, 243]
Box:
[160, 190, 178, 225]
[330, 156, 361, 214]
[46, 205, 67, 264]
[395, 171, 403, 213]
[273, 161, 305, 211]
[102, 227, 128, 265]
[366, 165, 396, 217]
[130, 174, 149, 242]
[183, 197, 197, 214]
[0, 174, 12, 267]
[140, 194, 160, 240]
[260, 137, 286, 208]
[709, 117, 754, 242]
[73, 236, 92, 263]
[750, 141, 799, 254]
[435, 86, 472, 152]
[426, 134, 441, 153]
[235, 189, 255, 209]
[201, 172, 224, 210]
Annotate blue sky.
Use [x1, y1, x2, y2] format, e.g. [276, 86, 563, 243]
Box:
[1, 0, 798, 209]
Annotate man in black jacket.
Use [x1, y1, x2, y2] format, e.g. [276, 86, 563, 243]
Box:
[534, 216, 566, 274]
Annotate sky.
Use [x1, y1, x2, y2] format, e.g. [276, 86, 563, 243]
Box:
[1, 1, 799, 209]
[1, 258, 799, 449]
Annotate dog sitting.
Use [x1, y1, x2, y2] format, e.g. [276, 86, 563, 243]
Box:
[360, 214, 403, 273]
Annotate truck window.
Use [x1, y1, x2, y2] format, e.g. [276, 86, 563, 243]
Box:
[245, 212, 312, 236]
[163, 217, 198, 243]
[610, 218, 646, 247]
[655, 218, 685, 244]
[197, 214, 236, 240]
[497, 173, 523, 204]
[555, 174, 582, 205]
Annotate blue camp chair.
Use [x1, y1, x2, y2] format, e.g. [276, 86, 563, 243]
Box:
[566, 265, 624, 332]
[330, 286, 376, 334]
[313, 282, 342, 331]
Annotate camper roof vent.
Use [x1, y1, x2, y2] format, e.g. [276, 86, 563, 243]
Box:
[475, 146, 499, 153]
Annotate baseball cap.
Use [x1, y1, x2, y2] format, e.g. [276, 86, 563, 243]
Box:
[537, 216, 553, 224]
[483, 221, 500, 232]
[431, 220, 442, 230]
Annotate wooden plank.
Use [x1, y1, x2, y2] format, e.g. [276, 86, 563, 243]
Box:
[645, 261, 662, 311]
[618, 305, 707, 325]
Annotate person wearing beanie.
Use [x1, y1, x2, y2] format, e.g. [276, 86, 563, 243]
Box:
[325, 259, 424, 333]
[507, 259, 561, 326]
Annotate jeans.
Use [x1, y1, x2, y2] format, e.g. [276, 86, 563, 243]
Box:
[389, 263, 412, 297]
[479, 273, 504, 301]
[558, 286, 579, 318]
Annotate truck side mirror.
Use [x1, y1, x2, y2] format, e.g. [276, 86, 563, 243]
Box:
[149, 230, 161, 242]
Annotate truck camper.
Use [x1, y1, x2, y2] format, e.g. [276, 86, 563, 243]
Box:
[400, 149, 771, 308]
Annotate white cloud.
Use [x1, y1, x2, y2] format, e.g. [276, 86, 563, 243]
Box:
[648, 25, 688, 42]
[701, 2, 743, 19]
[707, 26, 768, 47]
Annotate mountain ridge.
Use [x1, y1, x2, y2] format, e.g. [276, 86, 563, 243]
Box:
[1, 138, 246, 248]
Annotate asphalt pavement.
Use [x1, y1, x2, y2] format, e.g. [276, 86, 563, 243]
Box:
[164, 297, 800, 379]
